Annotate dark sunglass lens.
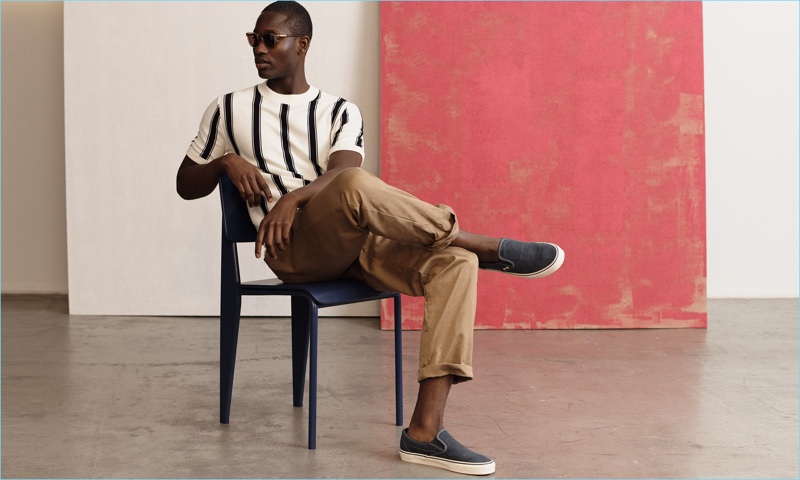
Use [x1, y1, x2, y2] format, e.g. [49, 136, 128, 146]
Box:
[246, 33, 277, 48]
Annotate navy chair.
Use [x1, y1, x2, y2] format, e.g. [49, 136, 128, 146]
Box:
[218, 173, 403, 450]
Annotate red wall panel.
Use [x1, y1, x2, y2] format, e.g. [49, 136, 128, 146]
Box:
[380, 2, 706, 329]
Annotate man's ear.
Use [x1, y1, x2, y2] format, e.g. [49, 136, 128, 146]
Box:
[298, 36, 310, 55]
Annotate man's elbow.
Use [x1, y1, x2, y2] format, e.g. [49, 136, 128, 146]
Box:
[176, 184, 191, 200]
[176, 170, 196, 200]
[176, 156, 199, 200]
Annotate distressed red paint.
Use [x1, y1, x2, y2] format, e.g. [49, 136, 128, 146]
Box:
[380, 2, 706, 329]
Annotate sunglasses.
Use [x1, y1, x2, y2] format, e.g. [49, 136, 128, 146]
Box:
[246, 32, 303, 48]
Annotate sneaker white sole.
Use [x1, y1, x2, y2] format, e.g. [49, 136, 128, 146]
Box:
[508, 243, 565, 278]
[400, 450, 496, 476]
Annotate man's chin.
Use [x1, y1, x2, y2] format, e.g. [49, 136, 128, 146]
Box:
[255, 67, 273, 79]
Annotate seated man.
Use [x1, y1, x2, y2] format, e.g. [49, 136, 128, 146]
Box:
[176, 1, 564, 476]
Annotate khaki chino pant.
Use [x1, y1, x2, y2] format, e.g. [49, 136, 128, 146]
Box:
[265, 168, 478, 383]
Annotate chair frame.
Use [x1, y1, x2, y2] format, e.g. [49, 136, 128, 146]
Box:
[218, 173, 403, 449]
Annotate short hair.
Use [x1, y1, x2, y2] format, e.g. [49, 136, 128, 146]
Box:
[262, 1, 313, 39]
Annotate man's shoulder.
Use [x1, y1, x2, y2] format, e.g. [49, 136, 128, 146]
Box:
[225, 83, 261, 99]
[201, 83, 260, 109]
[315, 88, 360, 110]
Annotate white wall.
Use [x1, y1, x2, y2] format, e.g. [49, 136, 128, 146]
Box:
[703, 1, 799, 298]
[1, 1, 797, 314]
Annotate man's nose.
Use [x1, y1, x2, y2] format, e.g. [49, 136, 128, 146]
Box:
[253, 38, 268, 54]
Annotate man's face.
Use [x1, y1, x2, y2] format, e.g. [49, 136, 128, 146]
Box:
[252, 11, 305, 80]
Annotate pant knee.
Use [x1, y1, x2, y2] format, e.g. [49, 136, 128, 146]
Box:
[328, 167, 376, 193]
[423, 247, 478, 299]
[442, 248, 479, 276]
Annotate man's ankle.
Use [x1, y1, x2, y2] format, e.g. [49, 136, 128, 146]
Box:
[452, 231, 500, 263]
[405, 425, 440, 443]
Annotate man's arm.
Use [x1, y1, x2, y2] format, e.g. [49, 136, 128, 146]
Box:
[254, 150, 362, 260]
[176, 153, 272, 207]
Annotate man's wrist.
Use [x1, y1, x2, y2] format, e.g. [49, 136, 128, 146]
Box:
[282, 190, 307, 208]
[216, 153, 233, 174]
[282, 191, 299, 204]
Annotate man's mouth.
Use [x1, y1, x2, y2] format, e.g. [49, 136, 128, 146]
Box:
[255, 57, 270, 66]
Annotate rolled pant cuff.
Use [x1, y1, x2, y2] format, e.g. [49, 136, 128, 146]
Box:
[417, 363, 473, 384]
[427, 204, 460, 252]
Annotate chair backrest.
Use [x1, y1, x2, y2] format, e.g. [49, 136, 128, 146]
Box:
[219, 173, 258, 243]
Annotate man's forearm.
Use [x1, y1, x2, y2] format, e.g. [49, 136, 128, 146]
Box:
[283, 164, 355, 208]
[283, 150, 364, 208]
[176, 155, 226, 200]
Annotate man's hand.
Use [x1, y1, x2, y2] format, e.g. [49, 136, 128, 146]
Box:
[176, 153, 272, 204]
[255, 193, 300, 260]
[221, 154, 273, 207]
[251, 149, 363, 260]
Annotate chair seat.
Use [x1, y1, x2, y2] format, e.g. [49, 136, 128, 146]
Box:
[239, 278, 397, 307]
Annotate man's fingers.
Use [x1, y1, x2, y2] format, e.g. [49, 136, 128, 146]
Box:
[279, 227, 291, 250]
[265, 223, 278, 259]
[239, 181, 256, 207]
[253, 203, 295, 259]
[273, 227, 285, 251]
[223, 156, 269, 206]
[255, 216, 279, 260]
[257, 177, 273, 202]
[265, 243, 277, 259]
[254, 225, 265, 259]
[248, 176, 266, 206]
[234, 172, 266, 207]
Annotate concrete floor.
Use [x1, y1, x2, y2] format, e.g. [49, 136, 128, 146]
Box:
[1, 296, 797, 479]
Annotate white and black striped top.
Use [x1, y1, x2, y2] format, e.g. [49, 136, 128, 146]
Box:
[186, 83, 365, 228]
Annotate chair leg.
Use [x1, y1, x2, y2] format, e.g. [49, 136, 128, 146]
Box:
[291, 296, 311, 408]
[308, 303, 319, 450]
[220, 295, 241, 424]
[394, 293, 404, 426]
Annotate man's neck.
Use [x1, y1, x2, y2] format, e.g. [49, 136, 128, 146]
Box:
[266, 77, 310, 95]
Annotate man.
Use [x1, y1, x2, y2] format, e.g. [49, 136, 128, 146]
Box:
[177, 2, 564, 475]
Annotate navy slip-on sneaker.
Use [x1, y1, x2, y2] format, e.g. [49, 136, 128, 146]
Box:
[399, 428, 495, 476]
[479, 238, 565, 278]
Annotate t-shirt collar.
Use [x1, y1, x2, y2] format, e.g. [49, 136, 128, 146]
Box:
[258, 82, 320, 105]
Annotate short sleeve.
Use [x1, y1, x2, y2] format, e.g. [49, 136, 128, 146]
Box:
[186, 97, 230, 164]
[329, 102, 365, 163]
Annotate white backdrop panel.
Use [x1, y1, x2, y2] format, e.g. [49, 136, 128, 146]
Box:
[64, 1, 381, 315]
[703, 1, 799, 298]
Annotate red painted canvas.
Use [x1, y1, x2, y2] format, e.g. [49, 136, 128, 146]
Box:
[380, 2, 706, 329]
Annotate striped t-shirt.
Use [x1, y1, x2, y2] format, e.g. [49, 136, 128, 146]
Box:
[186, 83, 365, 228]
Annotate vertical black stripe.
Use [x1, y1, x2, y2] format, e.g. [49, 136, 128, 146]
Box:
[200, 106, 221, 159]
[252, 86, 288, 201]
[251, 87, 268, 173]
[332, 108, 349, 146]
[279, 104, 302, 179]
[356, 119, 364, 148]
[307, 93, 323, 177]
[223, 93, 240, 156]
[331, 98, 346, 124]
